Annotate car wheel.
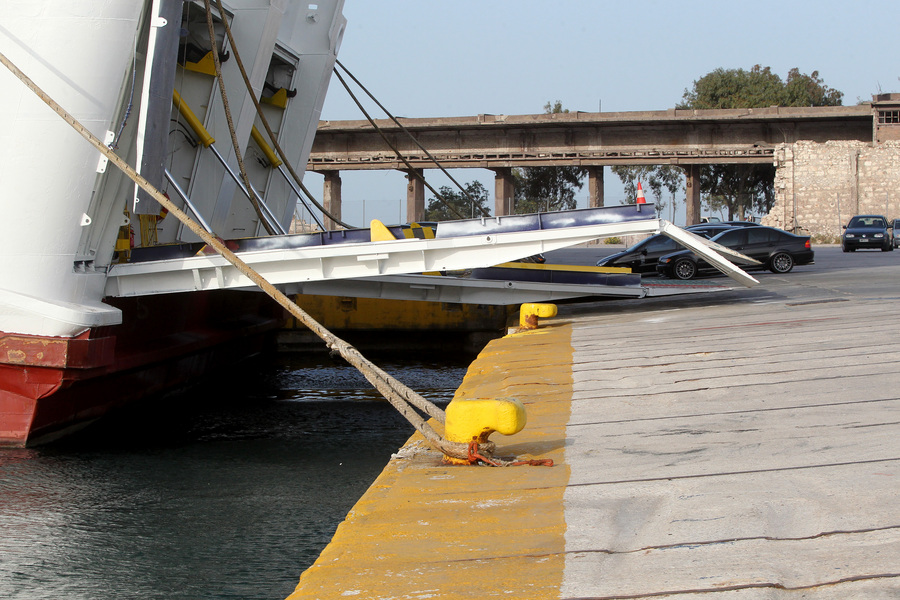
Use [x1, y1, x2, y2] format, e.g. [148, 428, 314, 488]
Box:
[883, 242, 893, 252]
[769, 252, 794, 273]
[672, 258, 697, 280]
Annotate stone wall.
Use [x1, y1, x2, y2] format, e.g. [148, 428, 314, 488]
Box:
[762, 140, 900, 241]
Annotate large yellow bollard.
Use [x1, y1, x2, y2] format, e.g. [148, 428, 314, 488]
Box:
[443, 397, 527, 465]
[519, 303, 557, 330]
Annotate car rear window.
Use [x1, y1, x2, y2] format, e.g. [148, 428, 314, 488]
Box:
[713, 230, 747, 246]
[747, 228, 779, 244]
[644, 237, 679, 252]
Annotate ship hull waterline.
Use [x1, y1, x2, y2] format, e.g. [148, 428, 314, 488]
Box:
[0, 290, 282, 447]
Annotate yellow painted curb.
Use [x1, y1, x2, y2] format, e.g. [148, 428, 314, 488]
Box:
[287, 324, 575, 600]
[493, 261, 631, 274]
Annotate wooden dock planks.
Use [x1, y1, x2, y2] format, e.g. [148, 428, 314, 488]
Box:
[561, 286, 900, 598]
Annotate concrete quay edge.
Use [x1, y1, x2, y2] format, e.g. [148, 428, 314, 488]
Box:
[288, 285, 900, 599]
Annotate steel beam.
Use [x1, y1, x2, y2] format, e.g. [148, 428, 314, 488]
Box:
[283, 273, 648, 304]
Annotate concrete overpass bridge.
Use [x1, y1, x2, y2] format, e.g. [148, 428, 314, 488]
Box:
[306, 101, 898, 231]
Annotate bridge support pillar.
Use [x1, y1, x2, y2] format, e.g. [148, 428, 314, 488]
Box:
[492, 168, 515, 216]
[323, 171, 342, 230]
[406, 169, 425, 223]
[587, 167, 604, 208]
[685, 165, 701, 225]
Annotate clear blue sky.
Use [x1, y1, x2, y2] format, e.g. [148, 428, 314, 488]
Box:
[307, 0, 899, 227]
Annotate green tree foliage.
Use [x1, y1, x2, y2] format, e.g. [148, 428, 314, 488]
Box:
[513, 101, 587, 214]
[679, 66, 843, 109]
[700, 164, 776, 220]
[611, 165, 683, 218]
[678, 65, 842, 220]
[424, 181, 490, 221]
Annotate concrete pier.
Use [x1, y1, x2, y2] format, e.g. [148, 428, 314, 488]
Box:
[287, 252, 900, 599]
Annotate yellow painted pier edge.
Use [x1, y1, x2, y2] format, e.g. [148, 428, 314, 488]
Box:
[287, 322, 574, 599]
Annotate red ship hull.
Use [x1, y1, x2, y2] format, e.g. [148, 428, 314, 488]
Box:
[0, 290, 283, 447]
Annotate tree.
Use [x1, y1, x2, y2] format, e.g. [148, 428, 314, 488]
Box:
[699, 164, 776, 220]
[678, 65, 842, 220]
[679, 66, 842, 109]
[611, 165, 683, 218]
[513, 101, 587, 214]
[424, 181, 490, 221]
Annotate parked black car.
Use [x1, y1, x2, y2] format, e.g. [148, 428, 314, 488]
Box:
[596, 224, 734, 273]
[841, 215, 893, 252]
[656, 226, 814, 280]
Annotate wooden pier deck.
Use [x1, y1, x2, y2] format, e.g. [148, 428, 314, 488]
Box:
[287, 255, 900, 599]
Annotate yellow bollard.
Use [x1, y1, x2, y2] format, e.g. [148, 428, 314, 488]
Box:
[443, 397, 527, 465]
[519, 303, 557, 330]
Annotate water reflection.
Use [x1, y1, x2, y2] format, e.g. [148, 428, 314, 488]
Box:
[0, 352, 469, 600]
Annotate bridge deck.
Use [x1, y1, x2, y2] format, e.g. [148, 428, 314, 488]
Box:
[309, 105, 874, 169]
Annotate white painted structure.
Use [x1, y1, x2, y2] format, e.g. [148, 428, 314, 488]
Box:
[1, 2, 756, 338]
[0, 0, 349, 337]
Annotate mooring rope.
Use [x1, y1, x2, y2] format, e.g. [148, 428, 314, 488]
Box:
[0, 49, 487, 462]
[198, 5, 551, 465]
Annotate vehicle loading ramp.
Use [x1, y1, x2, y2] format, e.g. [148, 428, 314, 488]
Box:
[105, 206, 756, 304]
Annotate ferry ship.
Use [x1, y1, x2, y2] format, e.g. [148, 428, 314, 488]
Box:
[0, 1, 753, 447]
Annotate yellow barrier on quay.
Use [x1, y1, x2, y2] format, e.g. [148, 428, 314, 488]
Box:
[279, 295, 510, 353]
[287, 316, 574, 599]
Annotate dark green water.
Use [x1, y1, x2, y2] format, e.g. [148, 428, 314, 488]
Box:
[0, 352, 468, 600]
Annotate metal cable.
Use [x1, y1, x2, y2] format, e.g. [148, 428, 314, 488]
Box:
[331, 68, 469, 221]
[334, 59, 490, 217]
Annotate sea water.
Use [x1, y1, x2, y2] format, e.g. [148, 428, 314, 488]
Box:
[0, 352, 469, 600]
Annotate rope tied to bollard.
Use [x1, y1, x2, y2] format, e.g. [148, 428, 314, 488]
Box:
[465, 441, 554, 467]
